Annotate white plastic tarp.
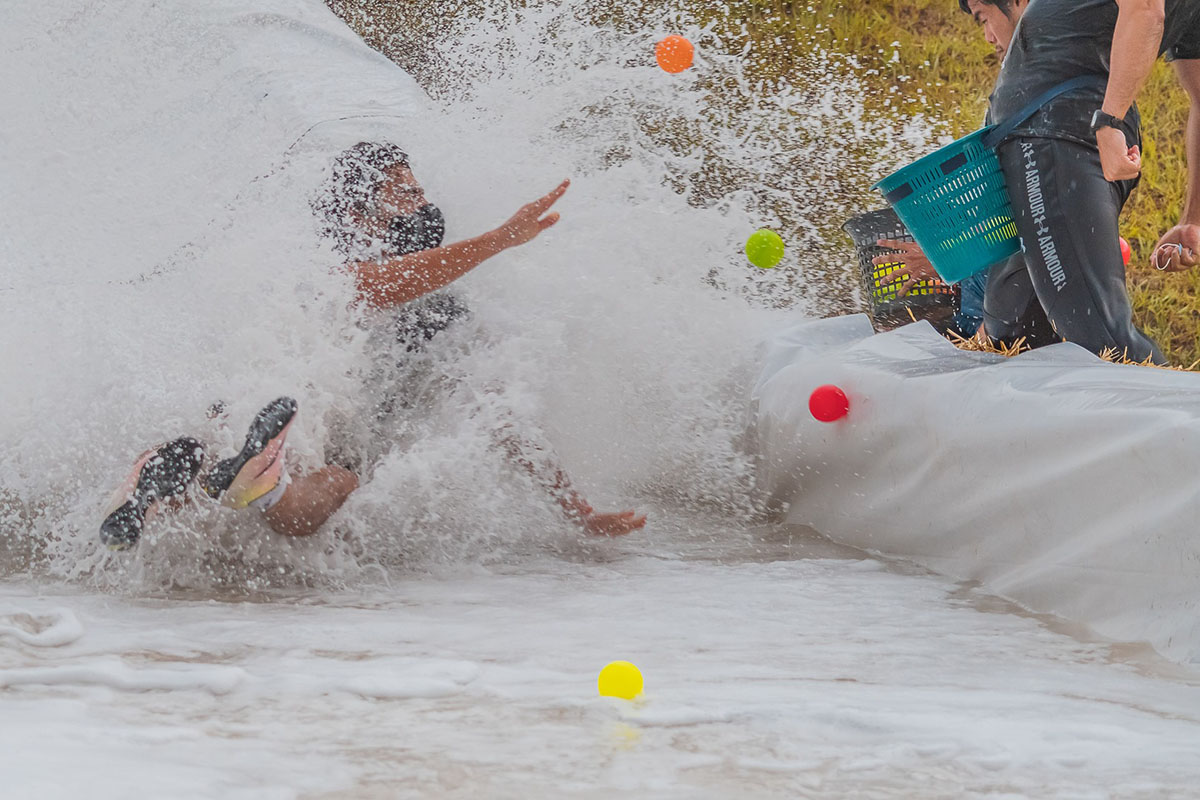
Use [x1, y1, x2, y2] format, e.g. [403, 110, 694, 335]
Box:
[752, 315, 1200, 663]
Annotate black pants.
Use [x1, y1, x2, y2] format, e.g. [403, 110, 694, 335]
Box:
[985, 136, 1164, 364]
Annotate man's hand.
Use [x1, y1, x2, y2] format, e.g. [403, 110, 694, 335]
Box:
[580, 510, 646, 537]
[561, 492, 646, 537]
[496, 179, 569, 248]
[873, 239, 938, 297]
[1152, 224, 1200, 271]
[1097, 126, 1142, 181]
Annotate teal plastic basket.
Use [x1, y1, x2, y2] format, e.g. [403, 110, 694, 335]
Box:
[873, 127, 1019, 284]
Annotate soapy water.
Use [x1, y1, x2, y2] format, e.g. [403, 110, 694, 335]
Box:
[0, 0, 935, 591]
[7, 556, 1200, 798]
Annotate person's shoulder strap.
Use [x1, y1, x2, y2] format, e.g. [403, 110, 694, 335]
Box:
[982, 74, 1108, 149]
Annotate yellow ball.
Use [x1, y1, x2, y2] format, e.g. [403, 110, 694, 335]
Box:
[745, 228, 785, 269]
[597, 660, 643, 700]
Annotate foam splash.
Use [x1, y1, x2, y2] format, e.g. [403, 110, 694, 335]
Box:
[0, 608, 84, 647]
[0, 0, 937, 591]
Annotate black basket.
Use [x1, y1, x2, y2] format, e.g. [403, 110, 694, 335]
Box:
[843, 207, 958, 325]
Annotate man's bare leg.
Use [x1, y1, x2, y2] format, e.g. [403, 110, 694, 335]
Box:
[205, 397, 356, 537]
[262, 465, 358, 537]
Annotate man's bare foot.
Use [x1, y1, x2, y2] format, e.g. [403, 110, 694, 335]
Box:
[581, 510, 646, 537]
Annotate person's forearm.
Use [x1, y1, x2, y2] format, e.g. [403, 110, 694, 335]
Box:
[490, 420, 584, 516]
[1179, 60, 1200, 225]
[1184, 103, 1200, 224]
[1102, 0, 1166, 118]
[353, 229, 507, 309]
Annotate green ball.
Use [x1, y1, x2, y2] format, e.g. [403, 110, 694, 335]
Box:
[745, 229, 785, 269]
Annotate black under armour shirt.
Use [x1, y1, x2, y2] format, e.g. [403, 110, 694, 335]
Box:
[989, 0, 1200, 147]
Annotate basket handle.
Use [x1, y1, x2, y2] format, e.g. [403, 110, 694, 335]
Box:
[980, 75, 1108, 149]
[882, 183, 913, 204]
[883, 151, 971, 202]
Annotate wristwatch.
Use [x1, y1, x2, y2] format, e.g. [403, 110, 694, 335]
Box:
[1090, 109, 1125, 135]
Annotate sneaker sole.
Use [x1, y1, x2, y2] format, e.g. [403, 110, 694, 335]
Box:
[201, 397, 297, 505]
[100, 437, 206, 551]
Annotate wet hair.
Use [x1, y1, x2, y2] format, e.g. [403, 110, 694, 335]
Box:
[313, 141, 411, 253]
[958, 0, 1017, 16]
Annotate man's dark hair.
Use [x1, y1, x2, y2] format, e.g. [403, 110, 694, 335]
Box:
[959, 0, 1016, 15]
[327, 141, 410, 215]
[312, 141, 411, 254]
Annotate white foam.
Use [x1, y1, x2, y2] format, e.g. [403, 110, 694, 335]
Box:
[5, 563, 1200, 797]
[0, 0, 934, 587]
[0, 608, 84, 647]
[0, 659, 246, 695]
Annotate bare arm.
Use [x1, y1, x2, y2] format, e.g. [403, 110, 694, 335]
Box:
[353, 230, 508, 309]
[489, 411, 645, 537]
[1103, 0, 1166, 118]
[1097, 0, 1166, 180]
[1151, 60, 1200, 270]
[1177, 60, 1200, 225]
[497, 428, 645, 536]
[351, 179, 569, 310]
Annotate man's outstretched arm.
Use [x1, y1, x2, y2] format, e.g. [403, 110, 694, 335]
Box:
[352, 180, 568, 310]
[1098, 0, 1166, 180]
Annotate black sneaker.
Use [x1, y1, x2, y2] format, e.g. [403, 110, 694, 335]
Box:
[201, 397, 297, 509]
[100, 437, 206, 550]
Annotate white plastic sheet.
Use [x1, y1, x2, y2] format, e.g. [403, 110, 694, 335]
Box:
[753, 315, 1200, 662]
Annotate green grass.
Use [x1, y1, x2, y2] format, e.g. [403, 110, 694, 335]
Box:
[716, 0, 1200, 366]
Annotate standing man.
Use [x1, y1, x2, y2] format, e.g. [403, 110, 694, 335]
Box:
[982, 0, 1200, 364]
[877, 0, 1041, 342]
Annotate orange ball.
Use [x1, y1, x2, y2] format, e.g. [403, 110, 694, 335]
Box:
[1119, 236, 1131, 266]
[656, 35, 694, 74]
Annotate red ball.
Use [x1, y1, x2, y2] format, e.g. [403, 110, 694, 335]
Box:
[809, 384, 849, 422]
[1119, 236, 1132, 266]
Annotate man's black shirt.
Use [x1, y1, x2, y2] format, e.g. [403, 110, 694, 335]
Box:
[989, 0, 1200, 147]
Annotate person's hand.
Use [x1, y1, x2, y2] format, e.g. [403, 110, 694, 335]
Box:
[1151, 224, 1200, 271]
[1097, 126, 1141, 181]
[873, 239, 938, 297]
[580, 510, 646, 537]
[496, 179, 569, 248]
[560, 492, 645, 537]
